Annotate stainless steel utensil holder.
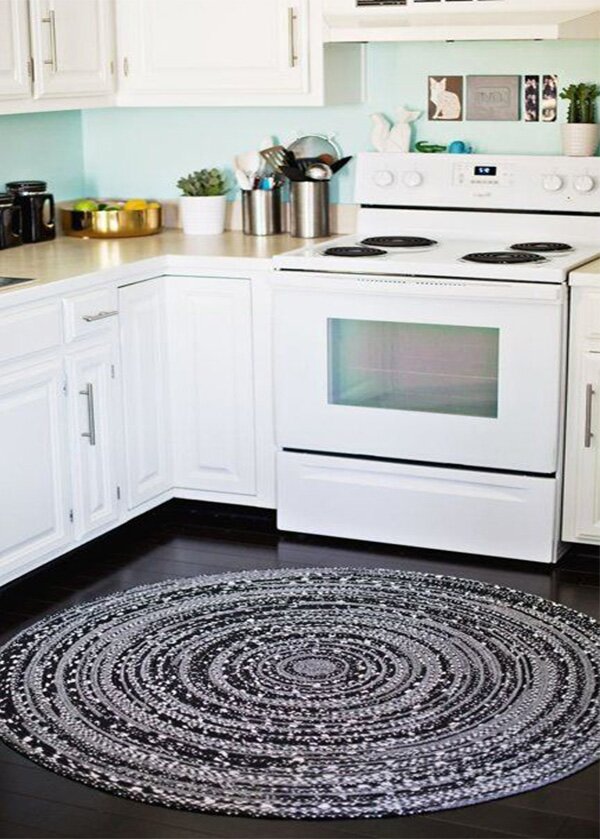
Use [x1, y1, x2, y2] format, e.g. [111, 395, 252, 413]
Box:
[242, 188, 283, 236]
[290, 181, 330, 239]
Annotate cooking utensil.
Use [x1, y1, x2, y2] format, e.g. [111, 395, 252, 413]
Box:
[305, 162, 333, 182]
[281, 165, 308, 183]
[330, 155, 353, 174]
[235, 152, 263, 190]
[260, 145, 295, 174]
[235, 150, 262, 175]
[293, 157, 321, 174]
[288, 134, 341, 164]
[235, 169, 252, 191]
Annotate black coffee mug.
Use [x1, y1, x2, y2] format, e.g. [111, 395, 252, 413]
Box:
[0, 196, 22, 250]
[6, 181, 56, 243]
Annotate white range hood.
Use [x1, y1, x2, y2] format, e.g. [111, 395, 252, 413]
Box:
[324, 0, 600, 42]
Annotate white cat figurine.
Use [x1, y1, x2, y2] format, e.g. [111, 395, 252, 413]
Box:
[430, 77, 461, 120]
[387, 107, 421, 152]
[370, 108, 421, 153]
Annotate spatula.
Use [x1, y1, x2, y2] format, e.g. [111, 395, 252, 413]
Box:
[260, 145, 296, 174]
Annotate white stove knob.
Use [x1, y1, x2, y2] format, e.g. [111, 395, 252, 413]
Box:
[402, 171, 423, 188]
[574, 175, 595, 193]
[543, 174, 564, 192]
[373, 170, 394, 187]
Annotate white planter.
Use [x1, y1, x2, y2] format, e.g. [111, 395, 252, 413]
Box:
[561, 123, 600, 157]
[179, 195, 227, 235]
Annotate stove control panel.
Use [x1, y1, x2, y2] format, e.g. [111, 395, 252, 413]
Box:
[356, 153, 600, 212]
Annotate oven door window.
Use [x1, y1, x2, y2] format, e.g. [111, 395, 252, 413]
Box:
[328, 319, 500, 418]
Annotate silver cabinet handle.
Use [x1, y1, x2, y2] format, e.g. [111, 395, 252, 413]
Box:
[288, 7, 298, 68]
[123, 56, 129, 77]
[79, 383, 96, 446]
[584, 383, 595, 449]
[42, 9, 58, 72]
[82, 310, 118, 322]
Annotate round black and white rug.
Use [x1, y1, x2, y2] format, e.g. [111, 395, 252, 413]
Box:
[0, 567, 598, 819]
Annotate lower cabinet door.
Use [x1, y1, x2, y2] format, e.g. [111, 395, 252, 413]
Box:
[0, 357, 71, 583]
[67, 338, 120, 539]
[168, 276, 256, 495]
[119, 278, 170, 509]
[563, 352, 600, 543]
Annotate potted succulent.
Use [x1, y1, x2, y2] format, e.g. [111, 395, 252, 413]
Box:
[560, 83, 600, 157]
[177, 169, 229, 235]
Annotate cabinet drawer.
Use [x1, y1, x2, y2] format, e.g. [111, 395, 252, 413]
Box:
[278, 451, 559, 564]
[64, 287, 118, 341]
[0, 301, 62, 365]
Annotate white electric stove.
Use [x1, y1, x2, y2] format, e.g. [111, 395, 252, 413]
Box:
[272, 153, 600, 565]
[273, 227, 600, 283]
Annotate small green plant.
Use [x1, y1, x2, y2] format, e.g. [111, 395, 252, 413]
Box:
[176, 169, 228, 197]
[560, 83, 600, 124]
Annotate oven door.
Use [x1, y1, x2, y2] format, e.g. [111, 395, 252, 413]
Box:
[273, 272, 566, 474]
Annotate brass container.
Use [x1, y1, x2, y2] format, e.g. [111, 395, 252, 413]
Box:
[60, 201, 162, 239]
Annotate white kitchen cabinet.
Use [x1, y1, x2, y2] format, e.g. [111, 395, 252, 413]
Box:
[29, 0, 114, 99]
[167, 276, 256, 496]
[0, 0, 31, 100]
[0, 357, 71, 584]
[563, 284, 600, 543]
[563, 353, 600, 542]
[67, 336, 121, 539]
[116, 0, 362, 106]
[119, 278, 171, 510]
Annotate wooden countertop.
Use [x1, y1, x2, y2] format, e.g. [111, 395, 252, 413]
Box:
[0, 229, 312, 288]
[570, 257, 600, 286]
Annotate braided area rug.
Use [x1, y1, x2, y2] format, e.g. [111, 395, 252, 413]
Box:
[0, 567, 598, 819]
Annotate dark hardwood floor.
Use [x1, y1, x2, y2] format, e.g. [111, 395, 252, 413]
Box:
[0, 501, 598, 839]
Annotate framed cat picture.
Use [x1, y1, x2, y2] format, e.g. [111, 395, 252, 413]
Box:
[428, 76, 464, 121]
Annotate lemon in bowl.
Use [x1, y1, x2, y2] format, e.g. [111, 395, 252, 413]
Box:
[123, 199, 149, 211]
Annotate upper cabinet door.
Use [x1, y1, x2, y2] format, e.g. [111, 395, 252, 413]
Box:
[117, 0, 309, 101]
[30, 0, 115, 98]
[0, 0, 30, 99]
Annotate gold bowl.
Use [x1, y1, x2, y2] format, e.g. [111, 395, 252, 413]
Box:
[60, 200, 162, 239]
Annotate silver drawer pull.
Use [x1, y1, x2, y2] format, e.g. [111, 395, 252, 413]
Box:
[82, 310, 118, 322]
[79, 383, 96, 446]
[584, 383, 595, 449]
[288, 7, 298, 68]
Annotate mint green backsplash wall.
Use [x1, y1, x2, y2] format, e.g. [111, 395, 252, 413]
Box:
[2, 41, 597, 206]
[82, 41, 600, 205]
[0, 111, 85, 200]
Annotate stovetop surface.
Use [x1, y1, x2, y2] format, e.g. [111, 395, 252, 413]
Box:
[274, 234, 600, 283]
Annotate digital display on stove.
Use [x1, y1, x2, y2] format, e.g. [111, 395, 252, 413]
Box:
[474, 166, 498, 177]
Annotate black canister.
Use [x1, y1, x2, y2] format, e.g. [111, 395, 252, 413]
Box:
[0, 193, 22, 250]
[6, 180, 55, 243]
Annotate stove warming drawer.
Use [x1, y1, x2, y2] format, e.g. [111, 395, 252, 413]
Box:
[277, 451, 560, 564]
